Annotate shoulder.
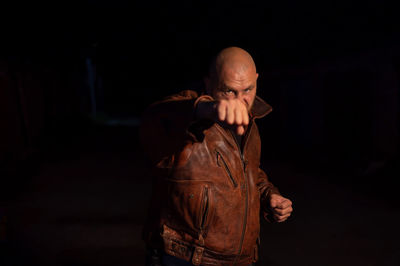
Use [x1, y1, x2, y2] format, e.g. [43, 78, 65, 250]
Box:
[161, 89, 200, 102]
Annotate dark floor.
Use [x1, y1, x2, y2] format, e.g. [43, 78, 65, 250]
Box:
[1, 125, 400, 266]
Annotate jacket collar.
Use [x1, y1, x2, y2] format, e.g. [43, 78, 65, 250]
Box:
[250, 96, 273, 119]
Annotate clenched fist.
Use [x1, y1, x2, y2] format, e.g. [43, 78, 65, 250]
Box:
[269, 194, 293, 222]
[196, 98, 249, 135]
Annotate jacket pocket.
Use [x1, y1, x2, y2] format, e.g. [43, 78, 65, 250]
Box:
[199, 186, 210, 231]
[215, 150, 238, 187]
[167, 180, 214, 234]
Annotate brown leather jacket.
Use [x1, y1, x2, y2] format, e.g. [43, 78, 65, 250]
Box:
[140, 90, 280, 265]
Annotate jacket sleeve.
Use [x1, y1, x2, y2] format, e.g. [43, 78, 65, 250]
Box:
[139, 90, 213, 165]
[257, 167, 280, 222]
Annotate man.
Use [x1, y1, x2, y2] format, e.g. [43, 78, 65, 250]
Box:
[140, 47, 293, 265]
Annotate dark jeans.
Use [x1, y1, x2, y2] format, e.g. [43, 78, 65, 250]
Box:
[145, 248, 255, 266]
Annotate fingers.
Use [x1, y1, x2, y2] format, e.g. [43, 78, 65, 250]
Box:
[226, 103, 235, 125]
[216, 99, 249, 135]
[235, 107, 243, 125]
[217, 102, 227, 121]
[272, 206, 292, 222]
[269, 196, 282, 208]
[273, 213, 291, 222]
[242, 106, 249, 126]
[269, 195, 292, 209]
[272, 205, 293, 216]
[276, 199, 292, 210]
[269, 195, 293, 222]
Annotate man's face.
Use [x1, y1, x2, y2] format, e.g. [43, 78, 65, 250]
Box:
[208, 67, 258, 112]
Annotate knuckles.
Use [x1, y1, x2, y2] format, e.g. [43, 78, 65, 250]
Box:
[215, 99, 249, 125]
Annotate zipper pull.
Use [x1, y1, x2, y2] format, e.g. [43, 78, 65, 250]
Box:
[243, 159, 248, 172]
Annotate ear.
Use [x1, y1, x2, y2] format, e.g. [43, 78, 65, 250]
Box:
[256, 73, 259, 81]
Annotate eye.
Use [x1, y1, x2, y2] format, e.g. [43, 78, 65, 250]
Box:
[225, 90, 234, 95]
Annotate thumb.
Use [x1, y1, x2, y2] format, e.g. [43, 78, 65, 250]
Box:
[270, 198, 278, 208]
[236, 125, 245, 135]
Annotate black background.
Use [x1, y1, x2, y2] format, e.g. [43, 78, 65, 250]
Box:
[1, 1, 400, 265]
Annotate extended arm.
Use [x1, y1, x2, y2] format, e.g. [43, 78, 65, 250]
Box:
[140, 90, 213, 164]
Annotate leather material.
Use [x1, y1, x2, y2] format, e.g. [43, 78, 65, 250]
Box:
[140, 90, 280, 265]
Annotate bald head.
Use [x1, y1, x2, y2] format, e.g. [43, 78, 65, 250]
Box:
[208, 47, 257, 85]
[205, 47, 259, 111]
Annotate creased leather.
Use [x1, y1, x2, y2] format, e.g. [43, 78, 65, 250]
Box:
[140, 90, 280, 265]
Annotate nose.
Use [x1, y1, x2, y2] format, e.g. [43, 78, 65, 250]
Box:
[236, 93, 248, 106]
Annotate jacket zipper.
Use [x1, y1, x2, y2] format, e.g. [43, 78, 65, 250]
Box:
[231, 122, 253, 263]
[216, 150, 238, 187]
[199, 186, 209, 230]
